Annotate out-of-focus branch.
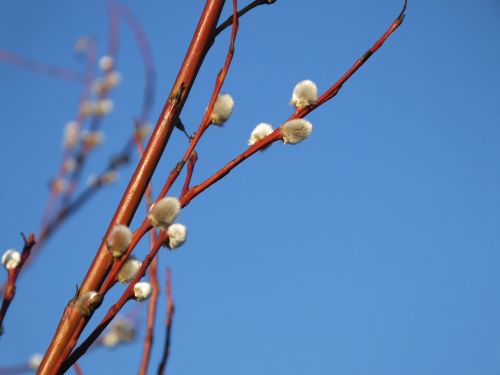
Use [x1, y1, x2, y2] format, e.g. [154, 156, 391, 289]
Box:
[0, 50, 85, 82]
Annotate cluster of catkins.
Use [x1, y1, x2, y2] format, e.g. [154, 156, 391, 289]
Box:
[209, 79, 317, 146]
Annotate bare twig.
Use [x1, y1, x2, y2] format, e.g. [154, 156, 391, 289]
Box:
[157, 268, 175, 375]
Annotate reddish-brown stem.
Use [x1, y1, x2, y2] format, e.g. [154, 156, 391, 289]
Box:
[0, 234, 36, 330]
[157, 0, 239, 201]
[157, 268, 175, 375]
[181, 151, 198, 198]
[61, 232, 168, 372]
[0, 49, 85, 82]
[214, 0, 274, 37]
[180, 1, 407, 207]
[72, 363, 84, 375]
[39, 3, 227, 372]
[181, 129, 282, 206]
[291, 0, 407, 121]
[99, 220, 151, 294]
[138, 253, 159, 375]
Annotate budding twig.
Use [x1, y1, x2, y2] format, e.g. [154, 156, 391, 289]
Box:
[0, 234, 36, 332]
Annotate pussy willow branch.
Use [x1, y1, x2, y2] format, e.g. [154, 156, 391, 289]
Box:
[72, 363, 84, 375]
[134, 118, 161, 375]
[157, 268, 175, 375]
[39, 2, 227, 373]
[0, 49, 85, 82]
[61, 232, 168, 372]
[182, 0, 407, 206]
[0, 234, 36, 330]
[214, 0, 274, 37]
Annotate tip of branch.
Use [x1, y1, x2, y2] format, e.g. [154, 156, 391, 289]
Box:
[398, 0, 408, 21]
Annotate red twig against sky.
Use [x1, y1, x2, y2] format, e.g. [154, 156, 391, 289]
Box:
[72, 363, 84, 375]
[32, 0, 407, 372]
[38, 1, 228, 373]
[0, 50, 85, 82]
[157, 268, 175, 375]
[0, 234, 36, 331]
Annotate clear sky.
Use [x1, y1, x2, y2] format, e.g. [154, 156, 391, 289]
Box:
[1, 0, 500, 374]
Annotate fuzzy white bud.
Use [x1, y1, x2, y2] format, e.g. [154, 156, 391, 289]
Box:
[101, 170, 118, 185]
[167, 224, 187, 250]
[106, 225, 132, 258]
[76, 291, 101, 316]
[148, 197, 181, 228]
[291, 80, 318, 109]
[74, 37, 90, 52]
[105, 71, 121, 88]
[136, 123, 151, 141]
[63, 158, 77, 173]
[102, 318, 136, 348]
[51, 178, 66, 193]
[281, 119, 313, 144]
[99, 55, 115, 72]
[2, 249, 21, 270]
[28, 353, 43, 370]
[210, 94, 234, 125]
[63, 121, 79, 150]
[248, 123, 273, 146]
[118, 257, 142, 283]
[92, 99, 114, 117]
[81, 130, 105, 149]
[133, 282, 153, 302]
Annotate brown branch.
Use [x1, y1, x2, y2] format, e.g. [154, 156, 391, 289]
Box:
[39, 2, 227, 373]
[157, 268, 175, 375]
[181, 151, 198, 198]
[61, 232, 168, 373]
[214, 0, 275, 37]
[181, 0, 407, 207]
[0, 234, 36, 331]
[72, 363, 84, 375]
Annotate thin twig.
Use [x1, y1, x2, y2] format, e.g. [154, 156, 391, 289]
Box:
[157, 268, 175, 375]
[0, 234, 36, 330]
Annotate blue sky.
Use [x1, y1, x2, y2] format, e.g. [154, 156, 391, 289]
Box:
[1, 0, 500, 374]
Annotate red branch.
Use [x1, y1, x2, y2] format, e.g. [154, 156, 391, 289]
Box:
[0, 234, 36, 331]
[61, 232, 168, 372]
[157, 268, 175, 375]
[72, 363, 84, 375]
[39, 2, 227, 373]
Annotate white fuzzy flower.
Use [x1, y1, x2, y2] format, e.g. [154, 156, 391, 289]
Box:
[99, 55, 115, 72]
[63, 158, 77, 173]
[291, 80, 318, 109]
[105, 71, 121, 88]
[136, 123, 151, 141]
[101, 170, 118, 185]
[167, 224, 187, 250]
[106, 225, 132, 258]
[74, 37, 90, 52]
[63, 121, 79, 150]
[76, 291, 101, 316]
[92, 99, 114, 117]
[281, 119, 313, 144]
[210, 94, 234, 125]
[133, 282, 153, 302]
[118, 257, 142, 283]
[148, 197, 181, 228]
[102, 318, 136, 348]
[28, 353, 43, 369]
[2, 249, 21, 270]
[81, 130, 105, 149]
[248, 123, 273, 146]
